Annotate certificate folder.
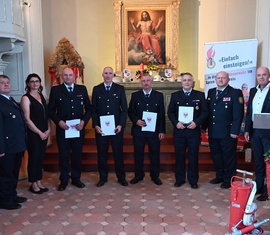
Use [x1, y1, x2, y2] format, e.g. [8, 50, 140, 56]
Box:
[253, 113, 270, 129]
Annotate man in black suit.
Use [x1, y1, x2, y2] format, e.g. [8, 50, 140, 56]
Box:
[168, 73, 208, 189]
[245, 66, 270, 201]
[205, 71, 244, 189]
[0, 75, 27, 209]
[48, 67, 91, 191]
[92, 66, 128, 187]
[128, 73, 165, 185]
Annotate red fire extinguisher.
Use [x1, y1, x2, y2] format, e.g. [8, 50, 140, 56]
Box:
[229, 170, 256, 232]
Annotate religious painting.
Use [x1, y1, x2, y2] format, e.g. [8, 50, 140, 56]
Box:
[113, 0, 180, 73]
[127, 10, 166, 66]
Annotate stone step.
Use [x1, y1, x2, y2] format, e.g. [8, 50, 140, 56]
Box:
[44, 130, 254, 173]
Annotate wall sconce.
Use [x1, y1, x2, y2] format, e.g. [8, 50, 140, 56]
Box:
[23, 2, 31, 7]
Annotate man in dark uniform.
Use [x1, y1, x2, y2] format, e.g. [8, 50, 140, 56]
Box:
[0, 75, 27, 209]
[128, 73, 165, 185]
[245, 66, 270, 201]
[205, 71, 244, 189]
[168, 72, 208, 189]
[48, 67, 92, 191]
[92, 66, 128, 187]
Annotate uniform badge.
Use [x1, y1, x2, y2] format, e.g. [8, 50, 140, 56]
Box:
[223, 97, 230, 101]
[238, 97, 244, 104]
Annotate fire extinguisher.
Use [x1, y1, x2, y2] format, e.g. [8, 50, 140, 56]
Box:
[229, 169, 256, 232]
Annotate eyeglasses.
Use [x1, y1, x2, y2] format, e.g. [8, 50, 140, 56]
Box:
[29, 80, 40, 84]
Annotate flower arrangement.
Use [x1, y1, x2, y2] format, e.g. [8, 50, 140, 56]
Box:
[136, 50, 160, 78]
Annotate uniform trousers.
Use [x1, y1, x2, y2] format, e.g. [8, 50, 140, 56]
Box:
[173, 136, 200, 184]
[56, 136, 84, 183]
[133, 136, 160, 179]
[95, 131, 126, 181]
[209, 137, 237, 184]
[0, 152, 23, 204]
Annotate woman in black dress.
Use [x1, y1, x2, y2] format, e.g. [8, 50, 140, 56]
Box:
[21, 74, 50, 194]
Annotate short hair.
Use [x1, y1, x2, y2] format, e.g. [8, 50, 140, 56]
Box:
[180, 72, 193, 77]
[0, 75, 10, 80]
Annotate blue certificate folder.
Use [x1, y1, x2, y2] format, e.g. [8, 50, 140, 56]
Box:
[253, 113, 270, 129]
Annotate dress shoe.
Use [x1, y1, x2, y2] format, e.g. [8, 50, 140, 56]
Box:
[71, 180, 85, 188]
[14, 196, 27, 203]
[96, 180, 107, 187]
[174, 181, 185, 187]
[190, 183, 198, 189]
[220, 182, 231, 189]
[58, 182, 68, 191]
[0, 202, 21, 210]
[118, 179, 128, 186]
[152, 178, 162, 185]
[29, 185, 43, 194]
[40, 187, 49, 193]
[256, 193, 269, 201]
[210, 178, 223, 184]
[130, 177, 144, 184]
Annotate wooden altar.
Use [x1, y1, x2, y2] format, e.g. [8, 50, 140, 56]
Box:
[120, 81, 182, 134]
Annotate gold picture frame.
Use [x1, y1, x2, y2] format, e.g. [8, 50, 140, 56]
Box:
[113, 0, 180, 73]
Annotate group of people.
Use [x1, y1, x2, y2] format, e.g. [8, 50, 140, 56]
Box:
[0, 66, 269, 210]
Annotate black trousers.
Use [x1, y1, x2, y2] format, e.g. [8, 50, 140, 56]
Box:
[209, 137, 237, 184]
[0, 152, 23, 204]
[56, 135, 84, 183]
[132, 136, 160, 179]
[95, 131, 126, 181]
[173, 136, 200, 184]
[251, 129, 270, 193]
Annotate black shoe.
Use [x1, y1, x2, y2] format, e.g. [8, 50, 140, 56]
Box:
[14, 196, 27, 203]
[96, 180, 107, 187]
[0, 202, 21, 210]
[40, 187, 49, 193]
[71, 180, 85, 188]
[152, 178, 162, 185]
[29, 185, 43, 194]
[210, 178, 223, 184]
[256, 193, 269, 201]
[221, 182, 231, 189]
[174, 181, 185, 187]
[130, 177, 144, 184]
[190, 183, 198, 189]
[118, 179, 128, 186]
[58, 182, 68, 191]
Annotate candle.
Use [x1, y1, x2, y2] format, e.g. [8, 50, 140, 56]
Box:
[140, 63, 144, 70]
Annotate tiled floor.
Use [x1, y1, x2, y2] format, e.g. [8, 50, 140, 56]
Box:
[0, 171, 269, 235]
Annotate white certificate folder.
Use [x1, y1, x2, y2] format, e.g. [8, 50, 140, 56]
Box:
[142, 111, 157, 132]
[253, 113, 270, 129]
[65, 119, 80, 138]
[178, 106, 194, 123]
[100, 115, 116, 136]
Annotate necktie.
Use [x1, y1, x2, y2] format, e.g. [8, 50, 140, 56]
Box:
[216, 90, 222, 99]
[145, 94, 149, 98]
[68, 87, 72, 93]
[185, 92, 190, 96]
[106, 86, 110, 91]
